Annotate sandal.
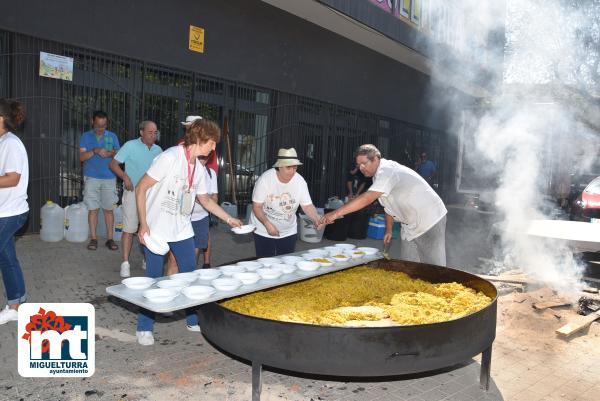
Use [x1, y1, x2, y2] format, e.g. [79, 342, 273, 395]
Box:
[105, 239, 119, 251]
[87, 239, 98, 251]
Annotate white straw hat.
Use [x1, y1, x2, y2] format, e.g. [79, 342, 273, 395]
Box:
[273, 148, 303, 168]
[180, 115, 203, 126]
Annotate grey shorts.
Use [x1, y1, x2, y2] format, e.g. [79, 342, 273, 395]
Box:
[121, 188, 138, 233]
[83, 177, 117, 211]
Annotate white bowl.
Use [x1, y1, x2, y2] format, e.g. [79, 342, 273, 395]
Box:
[211, 277, 243, 292]
[182, 285, 216, 300]
[329, 253, 350, 263]
[281, 255, 304, 265]
[310, 257, 333, 267]
[233, 272, 261, 285]
[232, 224, 256, 235]
[196, 268, 222, 281]
[296, 261, 320, 271]
[356, 247, 379, 255]
[121, 277, 156, 290]
[351, 250, 366, 258]
[236, 261, 263, 271]
[335, 243, 356, 250]
[256, 257, 282, 267]
[301, 253, 319, 260]
[142, 288, 179, 303]
[168, 272, 198, 283]
[270, 263, 296, 274]
[219, 265, 246, 276]
[157, 279, 189, 290]
[307, 249, 329, 257]
[324, 246, 340, 255]
[256, 268, 283, 280]
[143, 233, 170, 255]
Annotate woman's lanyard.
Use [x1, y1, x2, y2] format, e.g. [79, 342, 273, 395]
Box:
[184, 145, 197, 192]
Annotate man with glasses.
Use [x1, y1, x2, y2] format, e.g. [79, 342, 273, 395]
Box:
[109, 120, 162, 277]
[320, 144, 447, 266]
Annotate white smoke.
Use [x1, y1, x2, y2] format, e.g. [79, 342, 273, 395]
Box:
[428, 0, 600, 297]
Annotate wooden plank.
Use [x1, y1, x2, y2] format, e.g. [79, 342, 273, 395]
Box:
[477, 274, 531, 284]
[533, 300, 571, 310]
[555, 312, 600, 337]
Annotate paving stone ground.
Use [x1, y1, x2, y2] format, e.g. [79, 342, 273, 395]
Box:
[0, 212, 598, 401]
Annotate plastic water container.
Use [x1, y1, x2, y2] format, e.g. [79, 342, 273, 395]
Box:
[112, 205, 123, 242]
[220, 202, 238, 231]
[367, 214, 386, 240]
[40, 201, 64, 242]
[64, 203, 89, 243]
[299, 207, 325, 243]
[325, 196, 344, 210]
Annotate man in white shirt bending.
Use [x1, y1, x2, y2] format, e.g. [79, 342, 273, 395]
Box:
[320, 144, 447, 266]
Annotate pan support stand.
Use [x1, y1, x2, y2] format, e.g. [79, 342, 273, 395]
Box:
[479, 345, 492, 391]
[252, 361, 262, 401]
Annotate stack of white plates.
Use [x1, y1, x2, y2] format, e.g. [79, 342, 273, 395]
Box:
[121, 277, 156, 290]
[142, 288, 179, 303]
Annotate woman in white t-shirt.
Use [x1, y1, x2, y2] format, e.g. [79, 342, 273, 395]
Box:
[0, 99, 29, 325]
[250, 148, 321, 257]
[134, 119, 242, 346]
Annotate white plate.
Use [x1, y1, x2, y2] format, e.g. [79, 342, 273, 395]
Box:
[301, 253, 319, 260]
[232, 224, 256, 235]
[296, 261, 320, 271]
[335, 243, 356, 250]
[233, 272, 261, 285]
[121, 277, 156, 290]
[356, 247, 379, 255]
[329, 254, 350, 263]
[143, 233, 170, 255]
[236, 261, 263, 271]
[256, 257, 281, 267]
[182, 285, 216, 300]
[211, 278, 243, 292]
[310, 257, 334, 267]
[323, 246, 340, 255]
[351, 250, 366, 258]
[281, 255, 303, 265]
[270, 263, 296, 274]
[306, 249, 328, 257]
[256, 268, 283, 280]
[219, 265, 246, 276]
[168, 272, 198, 283]
[196, 268, 222, 280]
[142, 288, 179, 303]
[157, 279, 189, 290]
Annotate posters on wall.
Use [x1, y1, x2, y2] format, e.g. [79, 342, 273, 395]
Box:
[39, 51, 73, 81]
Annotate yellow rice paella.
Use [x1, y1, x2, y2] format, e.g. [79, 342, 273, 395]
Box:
[221, 266, 492, 326]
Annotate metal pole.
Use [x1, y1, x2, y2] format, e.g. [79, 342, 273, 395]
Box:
[479, 345, 492, 390]
[252, 361, 262, 401]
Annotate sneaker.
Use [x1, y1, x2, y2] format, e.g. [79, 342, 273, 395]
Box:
[141, 259, 146, 270]
[0, 306, 18, 325]
[136, 331, 154, 346]
[186, 324, 201, 332]
[120, 261, 131, 278]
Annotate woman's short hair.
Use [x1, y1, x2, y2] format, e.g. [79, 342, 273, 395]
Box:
[0, 98, 26, 131]
[356, 144, 381, 161]
[183, 119, 221, 146]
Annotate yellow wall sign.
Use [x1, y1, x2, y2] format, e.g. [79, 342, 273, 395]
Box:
[189, 25, 205, 53]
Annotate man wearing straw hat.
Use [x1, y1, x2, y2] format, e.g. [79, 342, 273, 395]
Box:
[249, 148, 322, 257]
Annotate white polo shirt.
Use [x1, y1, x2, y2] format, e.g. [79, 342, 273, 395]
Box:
[369, 158, 446, 241]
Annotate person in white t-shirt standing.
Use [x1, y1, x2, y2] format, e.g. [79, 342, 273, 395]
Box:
[0, 99, 29, 325]
[134, 118, 242, 346]
[250, 148, 321, 257]
[320, 144, 447, 266]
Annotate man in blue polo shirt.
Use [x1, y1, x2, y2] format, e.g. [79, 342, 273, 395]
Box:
[110, 120, 162, 277]
[416, 152, 436, 186]
[79, 110, 121, 252]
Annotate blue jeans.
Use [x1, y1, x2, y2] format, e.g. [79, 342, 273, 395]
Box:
[0, 212, 28, 305]
[137, 236, 199, 331]
[253, 233, 297, 258]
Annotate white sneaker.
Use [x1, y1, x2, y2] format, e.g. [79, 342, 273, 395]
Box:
[136, 331, 154, 346]
[0, 306, 18, 325]
[186, 324, 201, 332]
[120, 261, 131, 278]
[141, 259, 146, 270]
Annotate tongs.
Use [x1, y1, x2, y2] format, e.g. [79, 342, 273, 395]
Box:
[382, 242, 391, 260]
